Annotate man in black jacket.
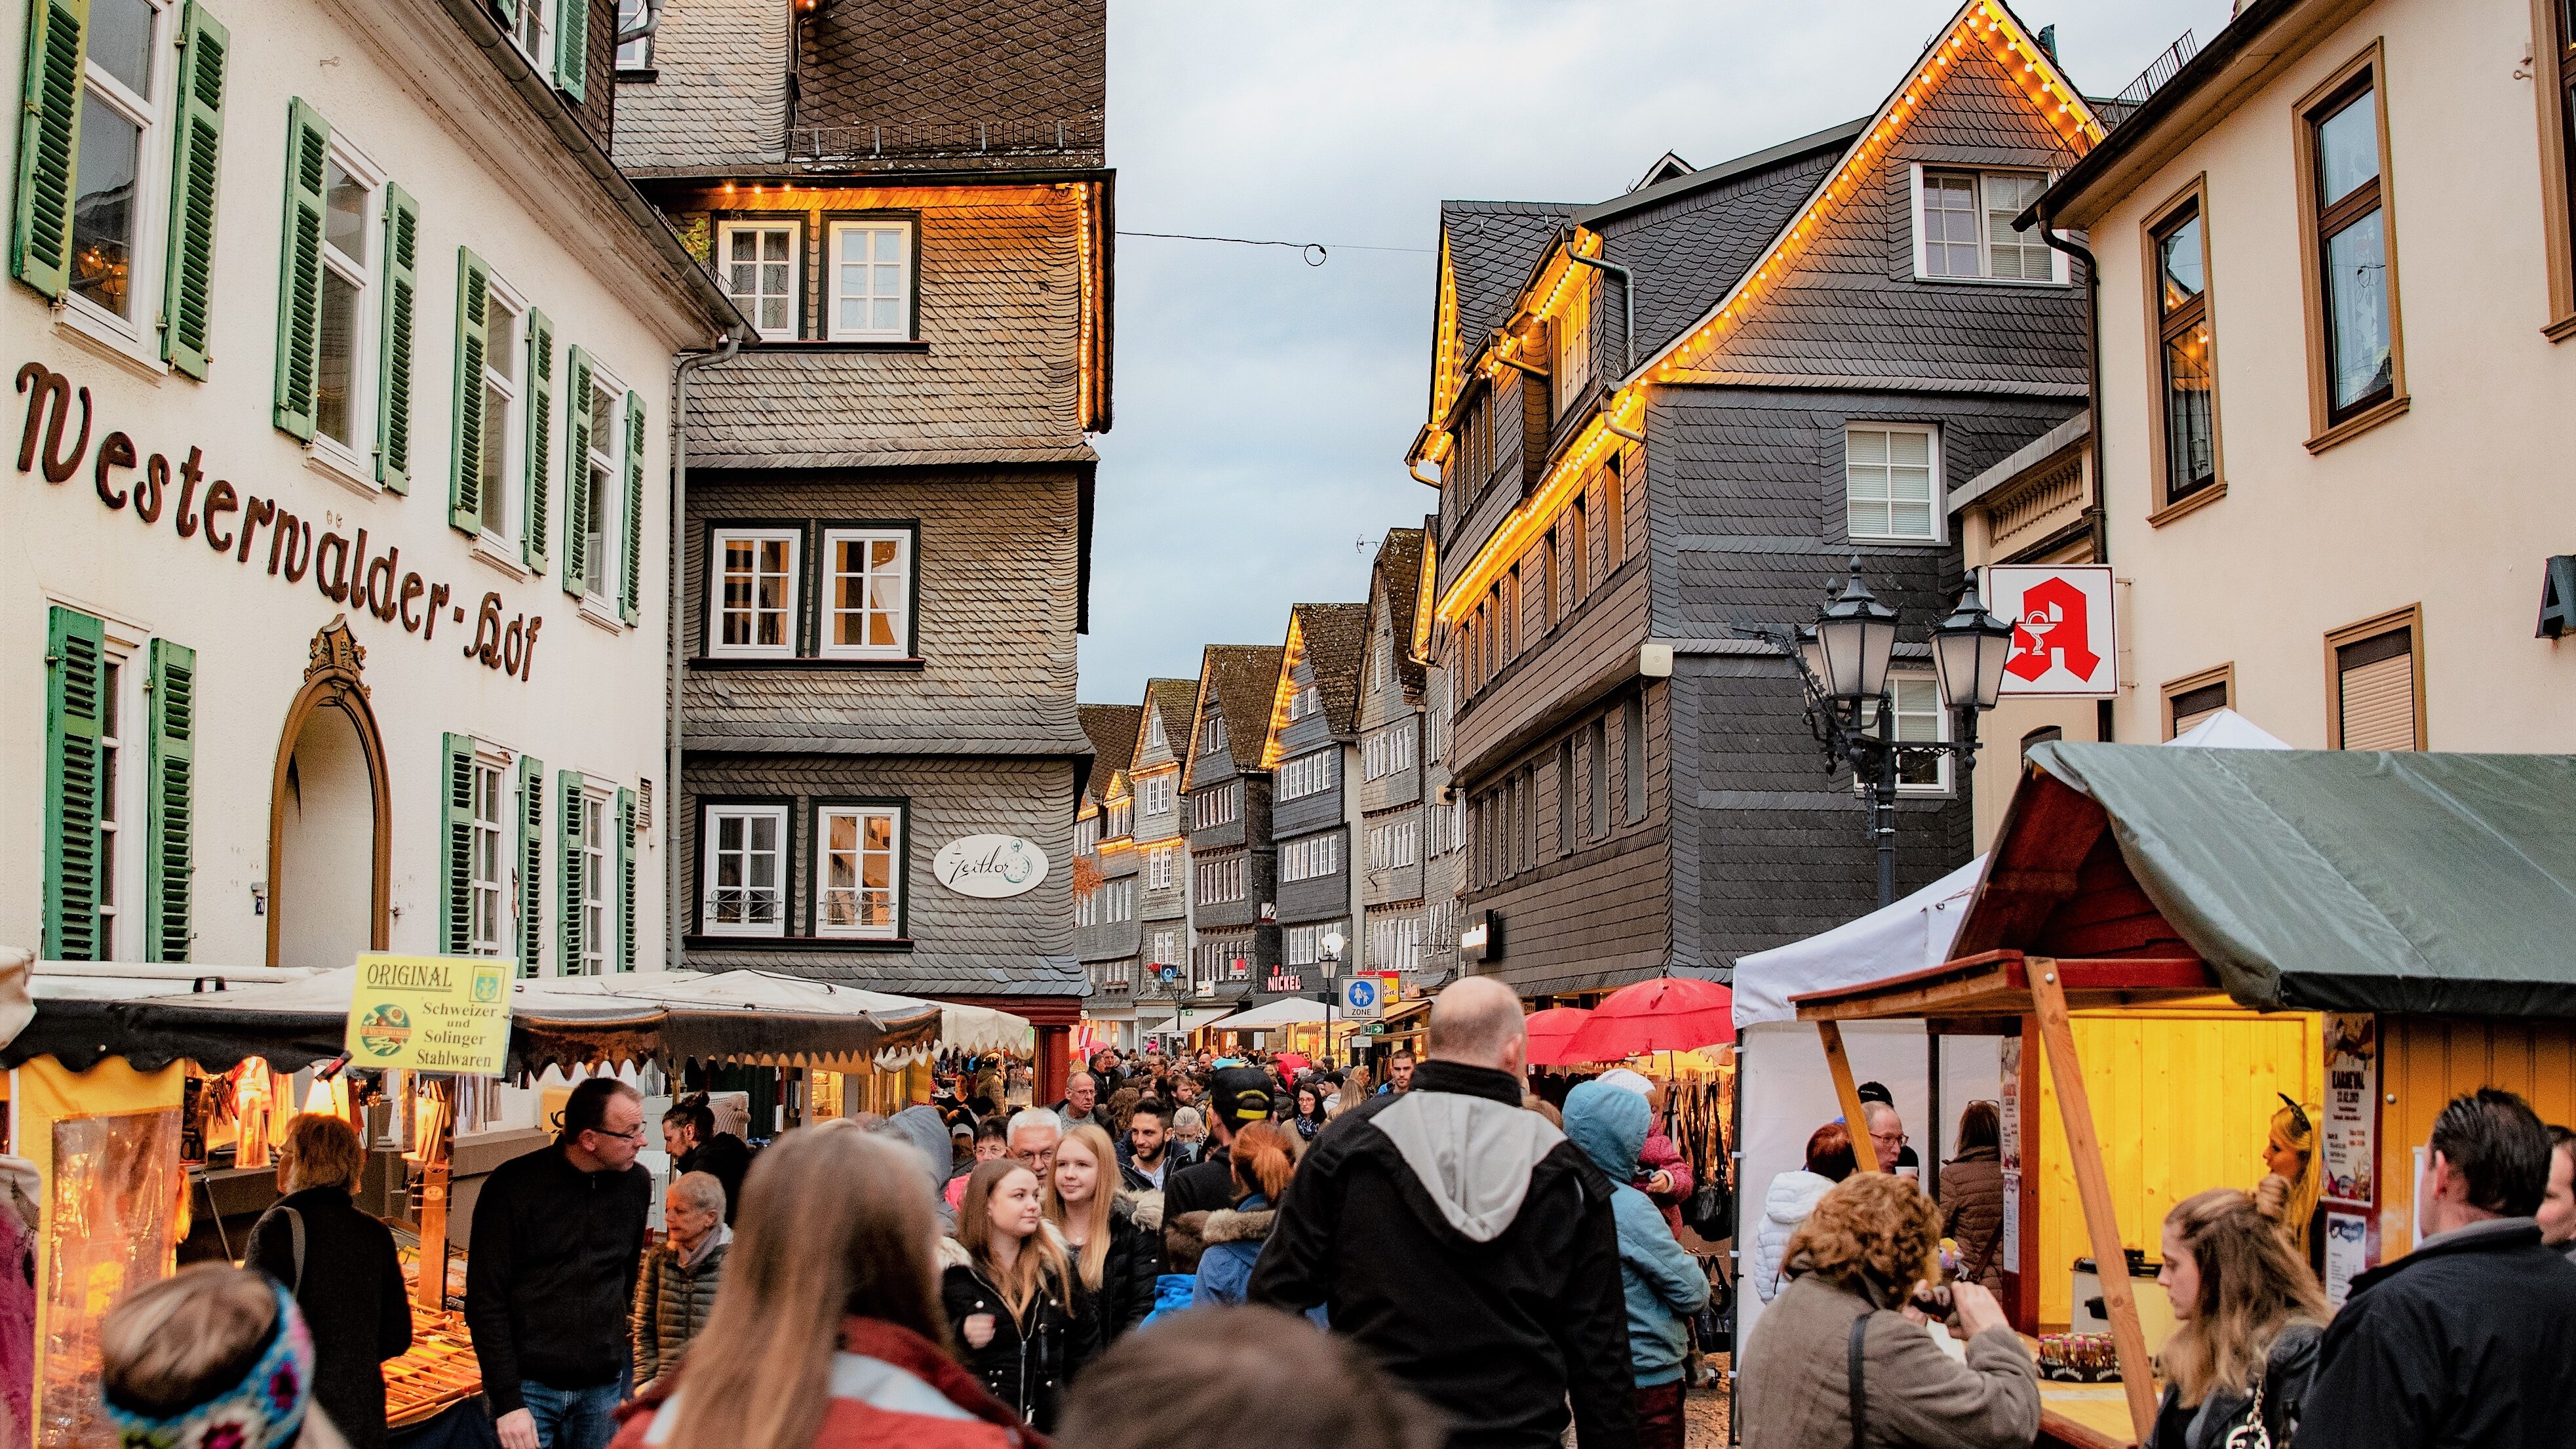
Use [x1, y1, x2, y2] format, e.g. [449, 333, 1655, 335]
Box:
[467, 1078, 653, 1449]
[1249, 978, 1634, 1449]
[1163, 1068, 1270, 1218]
[2301, 1088, 2576, 1449]
[662, 1098, 751, 1225]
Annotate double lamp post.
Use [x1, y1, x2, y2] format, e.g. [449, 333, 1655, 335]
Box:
[1744, 561, 2017, 909]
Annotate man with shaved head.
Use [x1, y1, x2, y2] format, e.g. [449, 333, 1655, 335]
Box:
[1250, 977, 1634, 1449]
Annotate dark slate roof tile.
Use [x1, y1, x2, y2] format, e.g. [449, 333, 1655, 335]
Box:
[1204, 645, 1287, 773]
[1441, 201, 1578, 355]
[1080, 704, 1143, 775]
[1291, 602, 1370, 734]
[613, 0, 789, 172]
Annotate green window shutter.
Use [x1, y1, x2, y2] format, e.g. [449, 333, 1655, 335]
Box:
[558, 770, 585, 972]
[616, 787, 635, 972]
[516, 755, 544, 977]
[492, 0, 518, 24]
[10, 0, 87, 299]
[560, 346, 592, 597]
[555, 0, 589, 102]
[440, 732, 475, 953]
[144, 639, 195, 963]
[41, 606, 106, 960]
[376, 184, 419, 491]
[620, 392, 646, 625]
[450, 248, 490, 533]
[522, 308, 552, 573]
[271, 98, 329, 441]
[159, 2, 227, 380]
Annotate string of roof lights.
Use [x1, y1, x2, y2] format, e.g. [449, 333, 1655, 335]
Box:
[1430, 0, 2102, 627]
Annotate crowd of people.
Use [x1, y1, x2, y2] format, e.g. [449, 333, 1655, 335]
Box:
[85, 980, 2576, 1449]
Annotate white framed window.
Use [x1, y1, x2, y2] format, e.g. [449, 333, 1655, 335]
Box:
[1104, 799, 1132, 837]
[1553, 273, 1593, 416]
[707, 526, 800, 657]
[1283, 921, 1345, 966]
[1281, 832, 1340, 883]
[65, 0, 173, 339]
[817, 803, 903, 938]
[476, 277, 528, 546]
[1195, 854, 1244, 903]
[1146, 845, 1174, 891]
[1369, 915, 1423, 974]
[1105, 878, 1133, 923]
[718, 221, 798, 340]
[819, 526, 912, 658]
[311, 138, 386, 464]
[1190, 781, 1239, 831]
[614, 0, 654, 66]
[701, 803, 788, 936]
[1146, 712, 1165, 750]
[509, 0, 556, 71]
[1286, 681, 1321, 721]
[574, 788, 610, 974]
[1278, 749, 1337, 801]
[1140, 772, 1174, 817]
[1075, 814, 1099, 855]
[1915, 169, 2063, 282]
[1149, 928, 1181, 967]
[583, 368, 630, 610]
[827, 220, 912, 340]
[1076, 884, 1099, 928]
[469, 756, 508, 957]
[1844, 424, 1940, 542]
[91, 643, 134, 959]
[1865, 673, 1953, 795]
[1200, 713, 1228, 754]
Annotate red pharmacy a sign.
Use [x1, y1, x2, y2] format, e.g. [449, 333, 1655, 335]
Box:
[1985, 565, 2117, 698]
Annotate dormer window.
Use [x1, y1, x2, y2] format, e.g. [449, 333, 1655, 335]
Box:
[1146, 712, 1165, 749]
[1915, 169, 2063, 282]
[1200, 713, 1229, 755]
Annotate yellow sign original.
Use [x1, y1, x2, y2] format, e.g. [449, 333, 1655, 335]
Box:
[345, 953, 513, 1075]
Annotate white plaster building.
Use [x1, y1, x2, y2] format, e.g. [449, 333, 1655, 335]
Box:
[2, 0, 739, 975]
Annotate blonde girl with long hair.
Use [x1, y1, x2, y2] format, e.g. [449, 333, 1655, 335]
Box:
[2153, 1187, 2328, 1449]
[941, 1157, 1095, 1432]
[2253, 1095, 2327, 1280]
[1045, 1122, 1161, 1342]
[610, 1120, 1033, 1449]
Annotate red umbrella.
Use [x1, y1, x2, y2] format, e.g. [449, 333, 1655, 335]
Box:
[1274, 1050, 1312, 1075]
[1563, 976, 1736, 1061]
[1521, 1007, 1596, 1067]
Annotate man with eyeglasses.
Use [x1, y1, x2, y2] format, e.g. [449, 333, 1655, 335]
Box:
[1856, 1081, 1921, 1178]
[467, 1077, 653, 1449]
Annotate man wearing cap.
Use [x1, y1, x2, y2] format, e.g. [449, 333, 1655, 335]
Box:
[1163, 1067, 1272, 1219]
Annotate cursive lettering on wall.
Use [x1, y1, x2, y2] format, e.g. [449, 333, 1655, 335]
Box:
[16, 360, 543, 681]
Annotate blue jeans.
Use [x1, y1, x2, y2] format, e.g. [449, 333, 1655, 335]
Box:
[520, 1378, 623, 1449]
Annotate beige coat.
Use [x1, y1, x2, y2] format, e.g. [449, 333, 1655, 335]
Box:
[1740, 1274, 2037, 1449]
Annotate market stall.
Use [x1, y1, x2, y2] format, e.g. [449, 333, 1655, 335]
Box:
[1192, 996, 1339, 1058]
[1789, 743, 2576, 1447]
[0, 959, 946, 1444]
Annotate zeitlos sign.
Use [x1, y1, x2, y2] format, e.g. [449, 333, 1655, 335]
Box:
[1983, 565, 2117, 698]
[18, 361, 551, 680]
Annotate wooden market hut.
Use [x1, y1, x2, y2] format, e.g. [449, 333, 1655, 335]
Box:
[1790, 744, 2576, 1447]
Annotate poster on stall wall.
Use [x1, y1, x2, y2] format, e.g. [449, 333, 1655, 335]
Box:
[2322, 1211, 2374, 1309]
[2000, 1170, 2021, 1273]
[2321, 1014, 2379, 1205]
[1998, 1038, 2022, 1173]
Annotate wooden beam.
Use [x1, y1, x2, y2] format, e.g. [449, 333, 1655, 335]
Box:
[1818, 1020, 1883, 1174]
[2028, 957, 2158, 1444]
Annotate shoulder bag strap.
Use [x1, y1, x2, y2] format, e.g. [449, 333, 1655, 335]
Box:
[1847, 1309, 1871, 1449]
[284, 1206, 305, 1294]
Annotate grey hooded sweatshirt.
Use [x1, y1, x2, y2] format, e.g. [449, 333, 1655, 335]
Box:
[1249, 1060, 1635, 1449]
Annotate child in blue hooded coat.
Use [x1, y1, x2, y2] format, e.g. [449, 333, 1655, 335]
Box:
[1563, 1079, 1712, 1449]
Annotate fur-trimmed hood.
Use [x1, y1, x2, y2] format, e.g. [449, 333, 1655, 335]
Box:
[1200, 1206, 1276, 1246]
[1117, 1187, 1163, 1234]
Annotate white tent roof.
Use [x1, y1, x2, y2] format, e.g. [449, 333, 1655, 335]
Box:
[1197, 997, 1329, 1032]
[539, 970, 1034, 1056]
[1731, 708, 2292, 1026]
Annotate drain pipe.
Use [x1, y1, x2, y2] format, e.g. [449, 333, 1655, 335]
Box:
[1564, 250, 1635, 377]
[667, 329, 744, 970]
[614, 0, 665, 50]
[2033, 211, 2104, 566]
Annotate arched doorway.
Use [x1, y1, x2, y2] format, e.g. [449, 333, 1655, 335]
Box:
[267, 617, 392, 967]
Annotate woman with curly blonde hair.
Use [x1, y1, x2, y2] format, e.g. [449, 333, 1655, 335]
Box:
[1738, 1173, 2037, 1449]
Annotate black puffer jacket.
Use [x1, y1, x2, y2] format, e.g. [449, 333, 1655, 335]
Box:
[2154, 1320, 2318, 1449]
[244, 1188, 411, 1449]
[939, 1231, 1099, 1433]
[1074, 1193, 1163, 1343]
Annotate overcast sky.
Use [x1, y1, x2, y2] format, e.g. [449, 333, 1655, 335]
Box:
[1077, 0, 2233, 703]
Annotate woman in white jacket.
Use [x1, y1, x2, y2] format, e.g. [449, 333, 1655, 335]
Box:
[1751, 1121, 1858, 1302]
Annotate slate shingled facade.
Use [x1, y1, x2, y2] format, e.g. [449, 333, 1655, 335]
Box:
[625, 0, 1111, 1086]
[1415, 4, 2093, 1000]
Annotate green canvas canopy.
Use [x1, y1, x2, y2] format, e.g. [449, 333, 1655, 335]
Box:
[2012, 744, 2576, 1017]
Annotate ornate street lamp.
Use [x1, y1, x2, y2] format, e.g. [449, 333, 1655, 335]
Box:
[1317, 930, 1347, 1067]
[1740, 561, 2010, 908]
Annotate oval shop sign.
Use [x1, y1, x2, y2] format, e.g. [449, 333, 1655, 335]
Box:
[933, 834, 1051, 899]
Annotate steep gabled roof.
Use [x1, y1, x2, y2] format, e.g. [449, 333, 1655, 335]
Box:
[1630, 151, 1697, 193]
[1409, 513, 1439, 664]
[1139, 678, 1198, 763]
[1078, 704, 1142, 785]
[1373, 528, 1427, 698]
[1182, 644, 1289, 791]
[1428, 201, 1579, 424]
[1294, 603, 1370, 736]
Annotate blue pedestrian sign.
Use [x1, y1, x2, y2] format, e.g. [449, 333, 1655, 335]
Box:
[1342, 976, 1380, 1017]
